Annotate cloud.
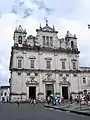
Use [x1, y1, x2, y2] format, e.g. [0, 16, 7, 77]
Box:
[31, 0, 54, 16]
[11, 0, 36, 18]
[0, 13, 40, 85]
[11, 0, 54, 19]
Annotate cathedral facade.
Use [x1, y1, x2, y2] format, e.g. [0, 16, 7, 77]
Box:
[9, 21, 90, 101]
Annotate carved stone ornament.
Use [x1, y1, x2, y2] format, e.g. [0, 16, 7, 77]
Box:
[30, 72, 35, 81]
[60, 58, 66, 61]
[42, 78, 56, 83]
[59, 76, 70, 85]
[26, 72, 39, 85]
[26, 80, 39, 85]
[15, 25, 26, 33]
[45, 57, 52, 60]
[46, 72, 52, 80]
[29, 56, 36, 59]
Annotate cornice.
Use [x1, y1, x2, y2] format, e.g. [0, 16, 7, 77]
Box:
[12, 46, 80, 54]
[10, 68, 81, 73]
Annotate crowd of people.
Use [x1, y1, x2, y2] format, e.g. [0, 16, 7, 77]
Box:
[29, 98, 37, 104]
[47, 93, 90, 105]
[74, 94, 90, 104]
[47, 95, 65, 105]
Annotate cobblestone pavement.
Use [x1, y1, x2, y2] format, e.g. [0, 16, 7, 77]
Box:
[0, 103, 90, 120]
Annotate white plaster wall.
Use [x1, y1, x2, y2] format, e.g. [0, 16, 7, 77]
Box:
[12, 48, 79, 71]
[11, 71, 24, 93]
[70, 74, 79, 93]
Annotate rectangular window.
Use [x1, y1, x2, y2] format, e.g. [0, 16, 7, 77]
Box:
[31, 60, 34, 68]
[83, 78, 86, 84]
[27, 73, 30, 76]
[73, 62, 76, 69]
[18, 59, 22, 68]
[46, 36, 49, 46]
[50, 37, 53, 46]
[43, 36, 45, 45]
[62, 62, 65, 69]
[18, 72, 21, 75]
[46, 61, 51, 69]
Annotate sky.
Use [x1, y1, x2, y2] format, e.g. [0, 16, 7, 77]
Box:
[0, 0, 90, 85]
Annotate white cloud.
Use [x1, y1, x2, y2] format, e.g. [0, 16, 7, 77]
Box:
[0, 13, 40, 85]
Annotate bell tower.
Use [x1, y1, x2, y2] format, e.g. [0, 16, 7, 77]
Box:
[13, 25, 27, 47]
[65, 31, 77, 50]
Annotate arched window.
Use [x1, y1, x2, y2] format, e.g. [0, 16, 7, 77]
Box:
[71, 41, 74, 49]
[18, 36, 22, 44]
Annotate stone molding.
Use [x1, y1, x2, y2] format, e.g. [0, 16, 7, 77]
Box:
[26, 80, 39, 85]
[10, 68, 81, 73]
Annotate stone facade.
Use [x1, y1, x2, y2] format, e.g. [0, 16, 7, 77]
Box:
[9, 22, 90, 101]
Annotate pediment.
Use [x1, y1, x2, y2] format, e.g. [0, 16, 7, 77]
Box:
[59, 80, 70, 85]
[42, 26, 53, 31]
[36, 25, 58, 33]
[26, 80, 39, 85]
[42, 79, 56, 83]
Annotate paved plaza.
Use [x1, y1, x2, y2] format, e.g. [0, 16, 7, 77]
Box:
[0, 103, 90, 120]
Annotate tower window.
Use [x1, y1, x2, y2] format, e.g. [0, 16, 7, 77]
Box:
[18, 59, 22, 68]
[62, 62, 65, 69]
[43, 36, 45, 45]
[18, 36, 22, 44]
[71, 41, 74, 49]
[50, 37, 53, 46]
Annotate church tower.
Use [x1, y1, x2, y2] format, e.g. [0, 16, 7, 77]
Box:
[65, 31, 77, 50]
[13, 25, 27, 47]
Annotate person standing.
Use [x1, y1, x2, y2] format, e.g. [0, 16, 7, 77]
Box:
[47, 96, 50, 104]
[70, 95, 72, 104]
[34, 99, 36, 104]
[17, 98, 20, 107]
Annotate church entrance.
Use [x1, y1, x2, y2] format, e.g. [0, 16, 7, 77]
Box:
[45, 84, 54, 98]
[29, 86, 36, 99]
[62, 86, 68, 99]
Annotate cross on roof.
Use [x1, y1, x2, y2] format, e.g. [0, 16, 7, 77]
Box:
[44, 17, 48, 26]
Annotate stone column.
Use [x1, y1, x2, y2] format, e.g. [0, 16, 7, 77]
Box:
[60, 86, 62, 97]
[54, 83, 56, 94]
